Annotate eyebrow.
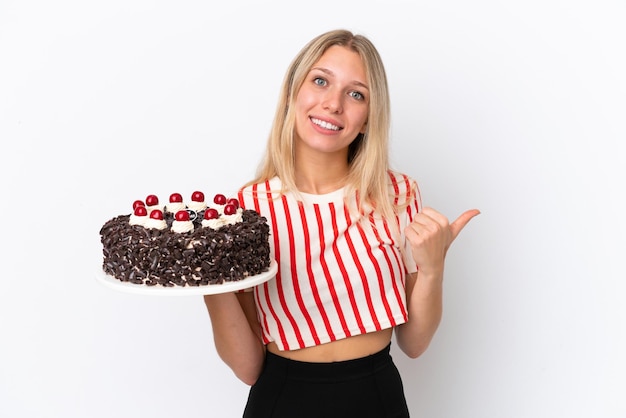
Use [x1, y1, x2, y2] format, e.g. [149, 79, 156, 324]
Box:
[310, 67, 369, 91]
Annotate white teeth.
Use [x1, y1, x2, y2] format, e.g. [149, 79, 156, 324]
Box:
[311, 118, 340, 131]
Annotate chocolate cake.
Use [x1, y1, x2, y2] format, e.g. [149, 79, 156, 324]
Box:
[99, 191, 271, 287]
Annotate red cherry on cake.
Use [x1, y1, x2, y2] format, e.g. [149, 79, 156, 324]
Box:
[224, 203, 237, 215]
[134, 206, 148, 216]
[150, 209, 164, 220]
[192, 191, 205, 202]
[169, 193, 183, 203]
[133, 200, 145, 210]
[213, 193, 227, 205]
[146, 194, 159, 206]
[175, 210, 190, 221]
[226, 198, 240, 209]
[204, 208, 219, 220]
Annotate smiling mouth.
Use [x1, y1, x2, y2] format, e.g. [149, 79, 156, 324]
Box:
[311, 117, 342, 131]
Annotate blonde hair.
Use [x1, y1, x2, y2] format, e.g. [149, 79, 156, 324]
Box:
[246, 29, 398, 219]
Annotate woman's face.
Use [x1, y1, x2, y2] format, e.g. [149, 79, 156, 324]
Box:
[293, 45, 369, 159]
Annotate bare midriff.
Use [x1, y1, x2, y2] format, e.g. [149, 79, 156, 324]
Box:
[266, 328, 393, 362]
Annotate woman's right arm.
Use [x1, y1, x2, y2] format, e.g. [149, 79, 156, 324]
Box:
[203, 291, 265, 385]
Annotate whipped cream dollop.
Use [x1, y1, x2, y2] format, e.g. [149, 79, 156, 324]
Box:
[201, 207, 243, 229]
[187, 201, 207, 212]
[165, 202, 186, 213]
[171, 220, 194, 233]
[129, 214, 148, 226]
[146, 204, 163, 214]
[223, 209, 243, 225]
[144, 217, 167, 230]
[201, 218, 224, 229]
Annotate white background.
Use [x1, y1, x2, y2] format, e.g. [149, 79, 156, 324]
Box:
[1, 1, 624, 417]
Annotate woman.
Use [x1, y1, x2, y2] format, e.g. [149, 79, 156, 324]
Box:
[204, 29, 479, 417]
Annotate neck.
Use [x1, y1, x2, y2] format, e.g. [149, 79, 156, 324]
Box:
[294, 151, 349, 195]
[295, 172, 347, 195]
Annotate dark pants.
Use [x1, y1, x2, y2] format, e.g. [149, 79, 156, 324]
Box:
[243, 344, 410, 418]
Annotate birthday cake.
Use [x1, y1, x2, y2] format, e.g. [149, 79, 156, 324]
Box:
[99, 191, 271, 287]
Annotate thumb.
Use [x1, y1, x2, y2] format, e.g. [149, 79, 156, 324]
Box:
[450, 209, 481, 242]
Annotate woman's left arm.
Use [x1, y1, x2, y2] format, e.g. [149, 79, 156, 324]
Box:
[395, 207, 480, 358]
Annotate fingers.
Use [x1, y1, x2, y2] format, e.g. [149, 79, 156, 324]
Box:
[406, 207, 479, 248]
[404, 207, 479, 274]
[405, 207, 450, 248]
[407, 208, 449, 235]
[419, 207, 450, 227]
[449, 209, 481, 241]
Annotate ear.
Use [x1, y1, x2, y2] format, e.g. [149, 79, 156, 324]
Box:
[359, 121, 368, 134]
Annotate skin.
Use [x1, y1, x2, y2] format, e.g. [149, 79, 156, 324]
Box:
[292, 45, 369, 194]
[204, 45, 480, 385]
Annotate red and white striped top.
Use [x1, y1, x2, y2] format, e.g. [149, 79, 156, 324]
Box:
[237, 171, 421, 351]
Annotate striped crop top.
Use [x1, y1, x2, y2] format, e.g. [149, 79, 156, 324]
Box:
[237, 171, 421, 351]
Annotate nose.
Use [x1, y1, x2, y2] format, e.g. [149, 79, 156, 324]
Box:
[322, 89, 343, 114]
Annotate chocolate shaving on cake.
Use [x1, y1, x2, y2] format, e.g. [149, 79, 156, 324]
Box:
[100, 209, 271, 287]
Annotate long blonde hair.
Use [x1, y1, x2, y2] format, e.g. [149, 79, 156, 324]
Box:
[247, 29, 398, 219]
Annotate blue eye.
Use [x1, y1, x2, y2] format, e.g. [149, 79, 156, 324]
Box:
[349, 91, 364, 101]
[313, 77, 327, 86]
